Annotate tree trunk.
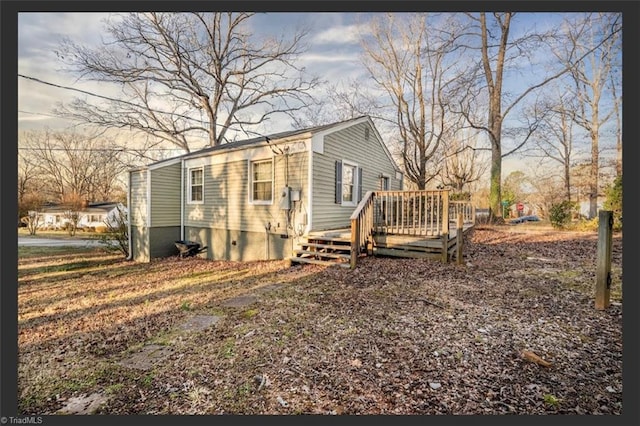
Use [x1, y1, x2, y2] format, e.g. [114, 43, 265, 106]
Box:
[589, 126, 599, 219]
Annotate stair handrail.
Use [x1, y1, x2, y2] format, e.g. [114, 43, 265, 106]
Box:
[350, 190, 375, 269]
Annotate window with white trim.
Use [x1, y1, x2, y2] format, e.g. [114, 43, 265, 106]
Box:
[188, 167, 204, 204]
[342, 163, 356, 204]
[380, 175, 390, 191]
[251, 159, 273, 204]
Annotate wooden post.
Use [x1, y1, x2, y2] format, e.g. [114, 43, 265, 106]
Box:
[595, 210, 613, 310]
[442, 190, 449, 236]
[441, 234, 448, 263]
[350, 217, 358, 269]
[456, 213, 464, 265]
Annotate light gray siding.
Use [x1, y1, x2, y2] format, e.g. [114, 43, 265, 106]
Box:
[184, 152, 308, 235]
[312, 121, 401, 230]
[150, 162, 182, 227]
[129, 170, 148, 227]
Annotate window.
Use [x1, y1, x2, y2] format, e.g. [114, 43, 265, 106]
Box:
[342, 163, 356, 204]
[189, 167, 204, 203]
[335, 160, 362, 206]
[251, 159, 273, 203]
[381, 175, 390, 191]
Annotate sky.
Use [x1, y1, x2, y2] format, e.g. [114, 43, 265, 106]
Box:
[16, 10, 621, 179]
[17, 12, 373, 132]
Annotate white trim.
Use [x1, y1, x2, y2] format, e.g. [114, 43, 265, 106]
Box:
[148, 157, 182, 170]
[184, 140, 309, 168]
[187, 166, 204, 205]
[126, 170, 133, 260]
[380, 173, 390, 191]
[311, 134, 324, 153]
[363, 116, 402, 174]
[306, 145, 314, 234]
[341, 159, 358, 207]
[248, 158, 275, 205]
[180, 158, 185, 240]
[146, 169, 151, 227]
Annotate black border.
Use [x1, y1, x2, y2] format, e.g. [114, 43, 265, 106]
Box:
[2, 1, 638, 425]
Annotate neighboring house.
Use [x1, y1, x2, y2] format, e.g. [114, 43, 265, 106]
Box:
[578, 198, 604, 219]
[35, 202, 127, 230]
[128, 116, 403, 262]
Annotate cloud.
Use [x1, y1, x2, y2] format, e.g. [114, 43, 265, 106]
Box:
[312, 23, 370, 45]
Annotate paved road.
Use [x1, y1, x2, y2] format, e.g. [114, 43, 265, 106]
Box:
[17, 237, 103, 247]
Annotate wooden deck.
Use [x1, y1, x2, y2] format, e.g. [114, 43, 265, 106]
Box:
[290, 190, 475, 269]
[294, 219, 474, 268]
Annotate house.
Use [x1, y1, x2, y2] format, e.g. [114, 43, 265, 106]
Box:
[36, 202, 127, 230]
[127, 116, 404, 262]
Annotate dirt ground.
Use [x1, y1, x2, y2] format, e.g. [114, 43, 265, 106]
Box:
[17, 226, 623, 415]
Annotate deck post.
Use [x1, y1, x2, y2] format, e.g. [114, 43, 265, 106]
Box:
[441, 234, 448, 263]
[350, 217, 359, 269]
[442, 190, 449, 236]
[456, 213, 464, 265]
[595, 210, 613, 310]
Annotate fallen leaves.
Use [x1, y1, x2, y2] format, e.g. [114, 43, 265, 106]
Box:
[521, 350, 552, 368]
[17, 227, 623, 415]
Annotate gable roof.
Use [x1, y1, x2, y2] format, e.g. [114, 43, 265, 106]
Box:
[39, 202, 124, 214]
[143, 116, 372, 168]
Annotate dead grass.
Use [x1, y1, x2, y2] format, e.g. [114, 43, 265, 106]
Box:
[17, 229, 623, 415]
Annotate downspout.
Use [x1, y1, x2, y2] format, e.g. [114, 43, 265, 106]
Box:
[180, 158, 185, 241]
[126, 170, 133, 260]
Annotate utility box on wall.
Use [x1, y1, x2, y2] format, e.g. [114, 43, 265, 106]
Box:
[279, 186, 291, 210]
[290, 189, 301, 202]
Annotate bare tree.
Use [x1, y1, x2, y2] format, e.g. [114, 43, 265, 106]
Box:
[458, 12, 580, 222]
[98, 204, 129, 257]
[19, 192, 46, 235]
[439, 131, 489, 192]
[290, 79, 380, 129]
[524, 88, 579, 201]
[609, 54, 622, 178]
[61, 192, 85, 236]
[55, 12, 320, 152]
[360, 13, 467, 190]
[19, 129, 129, 203]
[527, 170, 566, 219]
[553, 12, 621, 218]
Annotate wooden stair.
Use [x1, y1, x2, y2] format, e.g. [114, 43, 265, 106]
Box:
[289, 235, 352, 268]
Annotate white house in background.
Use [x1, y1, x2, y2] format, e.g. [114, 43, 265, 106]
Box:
[36, 202, 127, 230]
[578, 199, 604, 219]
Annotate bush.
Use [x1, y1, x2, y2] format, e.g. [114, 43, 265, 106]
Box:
[549, 200, 576, 229]
[97, 205, 129, 258]
[604, 175, 622, 231]
[569, 217, 599, 232]
[95, 225, 109, 233]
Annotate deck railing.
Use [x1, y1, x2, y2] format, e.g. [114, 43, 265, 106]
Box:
[349, 190, 479, 269]
[350, 190, 454, 269]
[449, 201, 475, 224]
[372, 190, 450, 237]
[350, 191, 376, 269]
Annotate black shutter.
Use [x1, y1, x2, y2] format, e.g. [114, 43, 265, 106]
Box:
[335, 160, 342, 204]
[357, 167, 363, 202]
